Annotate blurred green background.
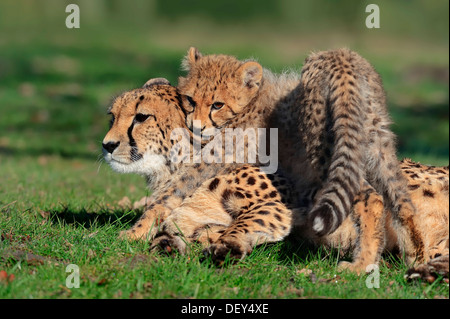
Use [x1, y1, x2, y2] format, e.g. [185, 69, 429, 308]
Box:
[0, 0, 448, 207]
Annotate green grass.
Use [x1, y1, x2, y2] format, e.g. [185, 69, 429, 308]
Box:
[0, 150, 448, 299]
[1, 192, 448, 299]
[0, 1, 448, 299]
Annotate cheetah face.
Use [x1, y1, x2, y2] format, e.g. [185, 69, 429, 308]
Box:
[102, 80, 186, 177]
[178, 47, 263, 137]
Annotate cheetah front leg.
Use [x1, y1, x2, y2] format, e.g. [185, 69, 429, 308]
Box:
[152, 166, 293, 261]
[118, 186, 184, 241]
[151, 196, 234, 254]
[119, 203, 173, 241]
[204, 201, 292, 264]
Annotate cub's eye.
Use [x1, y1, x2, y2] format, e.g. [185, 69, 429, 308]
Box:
[211, 102, 225, 110]
[134, 113, 150, 123]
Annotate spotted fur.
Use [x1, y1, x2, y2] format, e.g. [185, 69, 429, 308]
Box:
[177, 47, 424, 263]
[153, 164, 295, 262]
[292, 159, 448, 273]
[102, 81, 293, 259]
[103, 82, 448, 272]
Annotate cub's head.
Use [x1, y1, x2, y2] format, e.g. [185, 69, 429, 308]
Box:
[178, 47, 263, 136]
[102, 78, 187, 179]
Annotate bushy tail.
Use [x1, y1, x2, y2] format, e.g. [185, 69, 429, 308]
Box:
[299, 49, 365, 236]
[311, 71, 365, 235]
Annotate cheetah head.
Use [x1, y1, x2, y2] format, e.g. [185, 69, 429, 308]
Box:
[102, 78, 187, 181]
[177, 47, 263, 136]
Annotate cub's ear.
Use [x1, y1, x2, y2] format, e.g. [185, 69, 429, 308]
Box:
[237, 61, 263, 89]
[143, 78, 171, 88]
[181, 47, 203, 71]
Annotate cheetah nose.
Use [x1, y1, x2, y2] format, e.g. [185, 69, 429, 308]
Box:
[102, 141, 120, 154]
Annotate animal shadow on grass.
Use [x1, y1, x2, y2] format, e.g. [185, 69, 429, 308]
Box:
[272, 235, 349, 266]
[198, 235, 347, 268]
[274, 235, 409, 273]
[48, 206, 142, 230]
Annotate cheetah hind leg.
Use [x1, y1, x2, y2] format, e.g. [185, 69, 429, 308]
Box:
[338, 181, 386, 274]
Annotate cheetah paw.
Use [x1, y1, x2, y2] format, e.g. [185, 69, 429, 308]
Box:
[203, 239, 251, 266]
[337, 261, 368, 275]
[151, 233, 187, 255]
[405, 254, 449, 283]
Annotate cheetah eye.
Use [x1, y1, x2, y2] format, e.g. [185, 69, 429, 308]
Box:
[186, 96, 196, 107]
[211, 102, 225, 110]
[134, 113, 150, 123]
[108, 113, 115, 128]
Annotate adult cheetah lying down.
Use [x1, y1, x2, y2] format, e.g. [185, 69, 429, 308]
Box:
[102, 80, 448, 276]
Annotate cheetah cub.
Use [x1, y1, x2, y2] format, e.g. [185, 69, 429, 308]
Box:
[177, 47, 423, 263]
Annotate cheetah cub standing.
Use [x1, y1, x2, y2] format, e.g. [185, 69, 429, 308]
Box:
[177, 47, 423, 263]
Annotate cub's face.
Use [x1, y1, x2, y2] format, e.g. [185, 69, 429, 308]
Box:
[102, 82, 185, 176]
[178, 47, 263, 137]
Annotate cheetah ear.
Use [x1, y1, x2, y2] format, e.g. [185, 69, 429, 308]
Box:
[181, 47, 203, 71]
[237, 61, 263, 90]
[143, 78, 171, 88]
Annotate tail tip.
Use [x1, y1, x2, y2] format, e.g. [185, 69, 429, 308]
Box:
[312, 216, 325, 233]
[309, 202, 339, 236]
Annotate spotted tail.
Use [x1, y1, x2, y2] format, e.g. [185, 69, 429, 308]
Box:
[299, 50, 366, 236]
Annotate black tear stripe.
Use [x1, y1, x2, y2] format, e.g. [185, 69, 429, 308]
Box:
[159, 127, 166, 139]
[127, 122, 143, 161]
[208, 111, 220, 129]
[156, 123, 166, 139]
[227, 105, 237, 116]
